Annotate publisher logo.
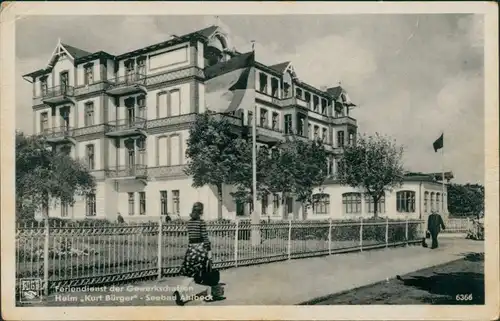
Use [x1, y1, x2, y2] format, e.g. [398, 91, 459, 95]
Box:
[19, 278, 43, 303]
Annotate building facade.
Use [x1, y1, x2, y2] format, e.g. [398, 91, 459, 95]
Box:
[24, 25, 448, 222]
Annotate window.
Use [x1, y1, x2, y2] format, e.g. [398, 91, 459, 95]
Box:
[137, 137, 146, 166]
[436, 193, 441, 212]
[283, 83, 291, 98]
[286, 197, 293, 214]
[321, 99, 327, 115]
[313, 193, 330, 214]
[297, 117, 305, 136]
[128, 192, 135, 215]
[260, 108, 268, 127]
[84, 65, 94, 85]
[41, 198, 49, 217]
[304, 92, 311, 102]
[313, 125, 319, 139]
[61, 202, 69, 217]
[308, 123, 312, 138]
[139, 192, 146, 215]
[272, 112, 279, 130]
[40, 77, 48, 96]
[84, 102, 94, 126]
[137, 95, 146, 119]
[247, 111, 253, 126]
[137, 58, 146, 75]
[284, 114, 292, 134]
[322, 128, 328, 142]
[86, 194, 96, 216]
[295, 88, 303, 99]
[86, 144, 95, 170]
[342, 193, 361, 214]
[272, 194, 280, 216]
[337, 131, 345, 147]
[313, 96, 319, 112]
[271, 78, 279, 97]
[172, 190, 180, 215]
[396, 191, 416, 213]
[40, 112, 49, 133]
[424, 191, 429, 212]
[348, 132, 355, 146]
[261, 194, 268, 215]
[259, 73, 268, 93]
[430, 192, 435, 211]
[365, 194, 386, 214]
[160, 191, 168, 216]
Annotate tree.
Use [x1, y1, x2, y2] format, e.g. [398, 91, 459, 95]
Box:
[447, 183, 484, 218]
[233, 138, 328, 219]
[16, 131, 96, 221]
[184, 112, 249, 219]
[337, 133, 405, 218]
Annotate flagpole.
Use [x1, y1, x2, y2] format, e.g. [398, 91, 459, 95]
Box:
[441, 132, 445, 215]
[251, 41, 260, 246]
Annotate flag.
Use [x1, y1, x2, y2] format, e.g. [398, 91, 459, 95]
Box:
[204, 51, 255, 113]
[433, 133, 444, 152]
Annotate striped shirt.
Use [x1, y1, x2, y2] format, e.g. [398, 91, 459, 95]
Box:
[187, 218, 211, 250]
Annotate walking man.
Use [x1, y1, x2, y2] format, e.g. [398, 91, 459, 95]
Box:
[427, 210, 446, 249]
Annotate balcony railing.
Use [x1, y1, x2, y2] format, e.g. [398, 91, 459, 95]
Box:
[106, 73, 147, 96]
[40, 126, 75, 142]
[331, 116, 357, 127]
[104, 117, 147, 136]
[41, 85, 75, 105]
[105, 164, 148, 179]
[147, 165, 187, 178]
[42, 85, 75, 99]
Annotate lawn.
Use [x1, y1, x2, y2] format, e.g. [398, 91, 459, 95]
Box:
[312, 252, 485, 305]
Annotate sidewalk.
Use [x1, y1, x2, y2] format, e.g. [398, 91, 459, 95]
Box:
[31, 238, 484, 306]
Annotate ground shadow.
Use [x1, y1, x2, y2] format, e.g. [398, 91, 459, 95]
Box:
[398, 272, 484, 304]
[461, 252, 485, 262]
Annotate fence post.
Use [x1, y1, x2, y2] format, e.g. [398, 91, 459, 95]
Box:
[43, 217, 49, 296]
[328, 218, 332, 255]
[157, 218, 163, 280]
[405, 218, 409, 247]
[234, 220, 239, 267]
[287, 219, 292, 260]
[359, 217, 363, 252]
[385, 216, 389, 248]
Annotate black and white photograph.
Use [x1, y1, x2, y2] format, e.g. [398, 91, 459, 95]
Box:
[1, 2, 498, 320]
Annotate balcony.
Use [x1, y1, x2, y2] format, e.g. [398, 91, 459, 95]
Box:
[281, 97, 310, 110]
[105, 73, 147, 96]
[283, 129, 309, 143]
[41, 126, 76, 144]
[104, 117, 147, 137]
[147, 165, 187, 179]
[105, 164, 148, 180]
[331, 116, 357, 127]
[257, 124, 284, 144]
[42, 85, 75, 105]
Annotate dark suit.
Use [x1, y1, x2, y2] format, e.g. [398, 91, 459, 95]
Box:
[427, 213, 446, 249]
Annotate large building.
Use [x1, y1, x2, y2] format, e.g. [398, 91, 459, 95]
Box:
[23, 25, 448, 222]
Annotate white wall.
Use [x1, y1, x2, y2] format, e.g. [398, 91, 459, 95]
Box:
[52, 57, 75, 87]
[76, 59, 101, 86]
[148, 83, 192, 120]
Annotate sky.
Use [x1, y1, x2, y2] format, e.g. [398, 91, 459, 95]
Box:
[15, 14, 484, 184]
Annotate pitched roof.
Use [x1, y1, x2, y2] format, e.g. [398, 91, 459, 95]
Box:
[269, 61, 291, 74]
[196, 25, 219, 38]
[61, 43, 93, 59]
[326, 86, 343, 99]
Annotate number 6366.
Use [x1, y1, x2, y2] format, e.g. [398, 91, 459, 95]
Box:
[456, 294, 473, 301]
